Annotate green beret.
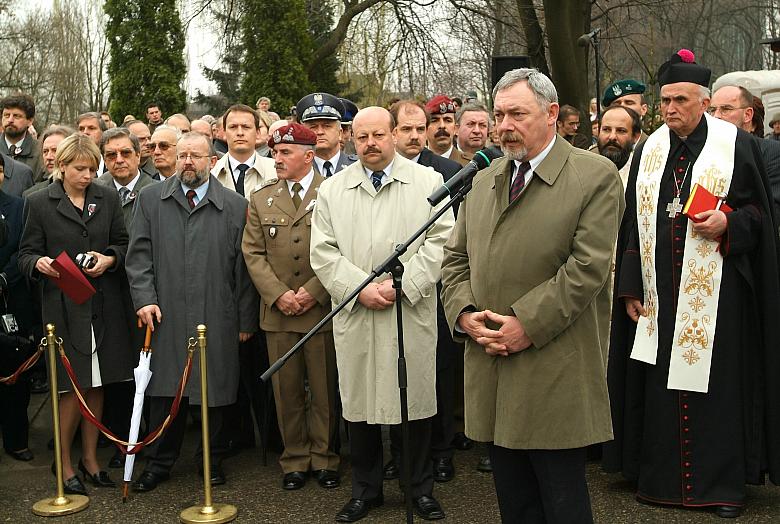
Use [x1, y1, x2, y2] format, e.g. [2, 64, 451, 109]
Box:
[602, 79, 646, 107]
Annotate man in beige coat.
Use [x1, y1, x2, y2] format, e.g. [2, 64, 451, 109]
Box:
[212, 104, 275, 198]
[311, 107, 454, 522]
[441, 68, 624, 523]
[242, 123, 339, 492]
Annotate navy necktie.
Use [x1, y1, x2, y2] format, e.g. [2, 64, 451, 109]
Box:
[235, 164, 249, 197]
[118, 187, 130, 205]
[324, 160, 333, 178]
[371, 171, 384, 191]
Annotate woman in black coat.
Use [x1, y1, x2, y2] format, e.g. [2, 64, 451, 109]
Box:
[18, 134, 133, 494]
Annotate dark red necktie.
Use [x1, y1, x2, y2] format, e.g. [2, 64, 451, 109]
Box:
[186, 189, 197, 210]
[509, 161, 532, 203]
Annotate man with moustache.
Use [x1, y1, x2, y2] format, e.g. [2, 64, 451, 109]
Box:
[311, 106, 453, 522]
[441, 68, 623, 523]
[297, 93, 356, 177]
[426, 95, 468, 166]
[126, 120, 160, 180]
[24, 126, 74, 198]
[604, 50, 780, 518]
[0, 94, 43, 182]
[242, 123, 340, 491]
[126, 132, 258, 492]
[455, 103, 490, 162]
[388, 99, 462, 482]
[597, 106, 642, 187]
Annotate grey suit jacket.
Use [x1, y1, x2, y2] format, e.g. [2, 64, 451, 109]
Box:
[313, 151, 357, 177]
[0, 153, 33, 198]
[96, 171, 159, 229]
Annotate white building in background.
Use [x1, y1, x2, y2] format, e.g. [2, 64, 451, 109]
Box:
[713, 70, 780, 136]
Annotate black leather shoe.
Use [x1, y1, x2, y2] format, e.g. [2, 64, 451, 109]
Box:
[335, 496, 384, 522]
[715, 505, 742, 518]
[314, 469, 340, 488]
[63, 474, 88, 495]
[79, 459, 116, 487]
[383, 459, 399, 480]
[282, 471, 307, 490]
[476, 455, 492, 472]
[452, 432, 473, 450]
[131, 470, 170, 492]
[6, 448, 34, 461]
[108, 450, 124, 468]
[414, 495, 446, 520]
[433, 457, 454, 482]
[198, 465, 226, 486]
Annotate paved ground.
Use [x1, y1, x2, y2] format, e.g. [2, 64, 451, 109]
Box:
[2, 393, 780, 523]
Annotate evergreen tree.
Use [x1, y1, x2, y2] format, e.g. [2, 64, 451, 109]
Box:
[105, 0, 187, 120]
[239, 0, 314, 111]
[306, 0, 341, 94]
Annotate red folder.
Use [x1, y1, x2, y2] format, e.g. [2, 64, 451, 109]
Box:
[49, 251, 96, 305]
[683, 183, 732, 223]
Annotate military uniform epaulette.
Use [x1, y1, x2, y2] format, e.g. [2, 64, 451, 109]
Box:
[253, 177, 279, 193]
[345, 154, 358, 162]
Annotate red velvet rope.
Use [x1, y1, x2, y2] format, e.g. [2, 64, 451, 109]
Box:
[57, 340, 195, 455]
[0, 343, 44, 385]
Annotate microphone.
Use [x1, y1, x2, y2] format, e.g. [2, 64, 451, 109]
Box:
[427, 149, 501, 206]
[577, 28, 600, 47]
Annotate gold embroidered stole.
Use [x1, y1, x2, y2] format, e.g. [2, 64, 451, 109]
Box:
[631, 114, 736, 393]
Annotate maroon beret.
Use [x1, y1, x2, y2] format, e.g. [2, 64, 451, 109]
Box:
[267, 122, 317, 149]
[425, 95, 456, 115]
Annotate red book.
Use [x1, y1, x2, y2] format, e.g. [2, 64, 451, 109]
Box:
[683, 183, 732, 223]
[49, 251, 96, 305]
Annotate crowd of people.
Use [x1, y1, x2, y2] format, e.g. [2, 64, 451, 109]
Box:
[0, 47, 779, 523]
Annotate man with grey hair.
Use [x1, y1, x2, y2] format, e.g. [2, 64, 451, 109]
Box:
[441, 67, 623, 522]
[165, 113, 191, 133]
[149, 125, 180, 180]
[455, 103, 490, 162]
[605, 50, 780, 519]
[77, 112, 108, 174]
[126, 131, 257, 492]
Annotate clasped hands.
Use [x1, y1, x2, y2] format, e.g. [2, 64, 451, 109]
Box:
[457, 310, 532, 357]
[275, 287, 317, 316]
[357, 279, 398, 310]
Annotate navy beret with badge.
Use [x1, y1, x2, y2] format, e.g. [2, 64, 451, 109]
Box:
[296, 93, 345, 123]
[602, 79, 646, 107]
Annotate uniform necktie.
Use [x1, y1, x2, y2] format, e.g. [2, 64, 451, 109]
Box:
[118, 187, 130, 205]
[292, 182, 303, 209]
[186, 189, 197, 210]
[371, 171, 384, 191]
[235, 163, 249, 197]
[509, 161, 532, 203]
[323, 161, 333, 178]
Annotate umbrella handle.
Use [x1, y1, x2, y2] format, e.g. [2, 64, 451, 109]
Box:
[138, 318, 153, 351]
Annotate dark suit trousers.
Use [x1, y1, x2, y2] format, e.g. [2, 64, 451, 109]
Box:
[350, 417, 434, 500]
[143, 396, 228, 476]
[103, 381, 134, 441]
[431, 317, 456, 459]
[0, 376, 30, 451]
[488, 444, 593, 524]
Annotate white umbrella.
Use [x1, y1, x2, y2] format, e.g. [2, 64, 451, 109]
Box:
[123, 327, 153, 502]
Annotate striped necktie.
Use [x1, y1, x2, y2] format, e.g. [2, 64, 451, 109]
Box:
[509, 161, 532, 203]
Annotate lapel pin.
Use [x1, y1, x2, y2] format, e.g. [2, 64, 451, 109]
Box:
[305, 199, 316, 212]
[87, 203, 97, 216]
[267, 197, 273, 207]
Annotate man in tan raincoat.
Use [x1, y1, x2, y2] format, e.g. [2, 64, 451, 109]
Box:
[310, 106, 454, 522]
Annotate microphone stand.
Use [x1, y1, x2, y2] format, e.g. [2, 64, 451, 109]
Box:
[262, 180, 472, 524]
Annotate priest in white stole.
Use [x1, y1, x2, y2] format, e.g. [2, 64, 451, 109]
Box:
[603, 49, 780, 518]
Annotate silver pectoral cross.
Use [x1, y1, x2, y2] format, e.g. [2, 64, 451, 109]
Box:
[666, 197, 683, 218]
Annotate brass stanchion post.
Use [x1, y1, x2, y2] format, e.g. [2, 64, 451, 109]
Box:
[180, 325, 237, 524]
[32, 324, 89, 516]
